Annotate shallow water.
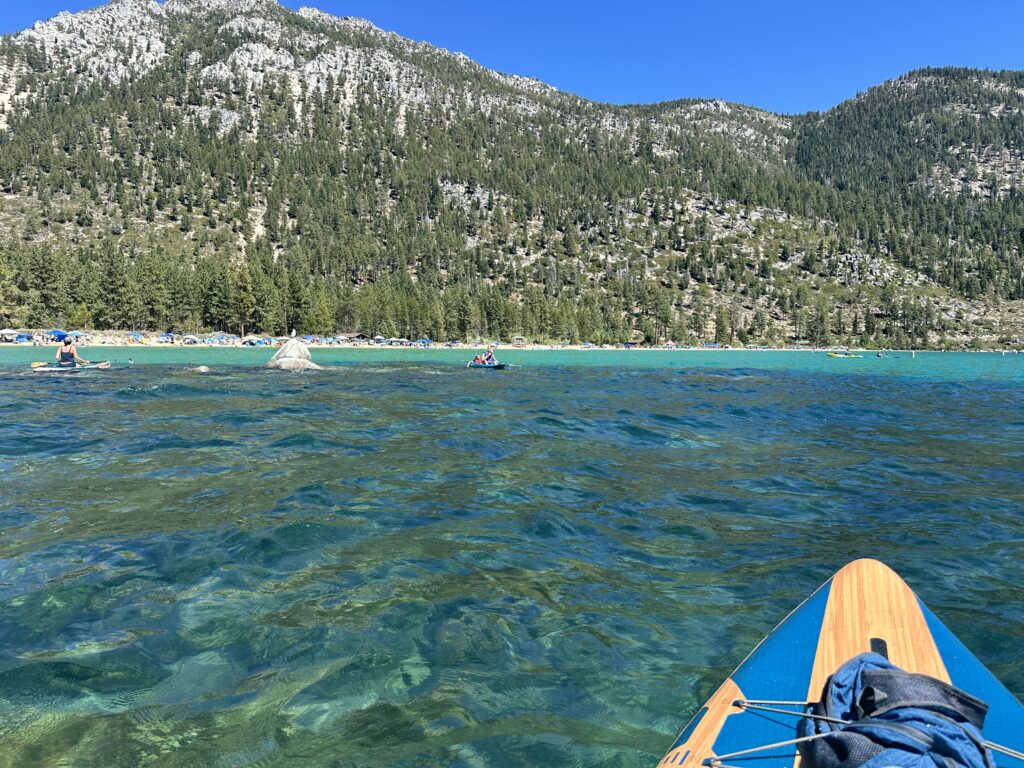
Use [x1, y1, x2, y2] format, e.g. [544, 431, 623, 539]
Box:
[0, 350, 1023, 767]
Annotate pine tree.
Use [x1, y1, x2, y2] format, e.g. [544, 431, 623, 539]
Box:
[0, 255, 27, 326]
[230, 264, 257, 337]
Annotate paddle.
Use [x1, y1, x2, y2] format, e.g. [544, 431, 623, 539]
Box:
[30, 360, 110, 369]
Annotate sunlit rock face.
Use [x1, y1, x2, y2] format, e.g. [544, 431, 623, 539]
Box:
[265, 339, 322, 371]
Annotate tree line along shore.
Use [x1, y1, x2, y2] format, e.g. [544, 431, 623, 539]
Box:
[2, 244, 1022, 351]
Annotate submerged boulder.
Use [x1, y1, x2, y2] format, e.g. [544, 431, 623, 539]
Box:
[265, 338, 322, 371]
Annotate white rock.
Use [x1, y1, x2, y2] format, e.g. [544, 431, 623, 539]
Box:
[265, 339, 322, 371]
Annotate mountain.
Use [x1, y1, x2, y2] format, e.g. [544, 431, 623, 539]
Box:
[0, 0, 1022, 347]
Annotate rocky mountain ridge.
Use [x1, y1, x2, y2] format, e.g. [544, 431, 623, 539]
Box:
[0, 0, 1022, 347]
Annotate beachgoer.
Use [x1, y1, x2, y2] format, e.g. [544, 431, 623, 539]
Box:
[55, 337, 88, 368]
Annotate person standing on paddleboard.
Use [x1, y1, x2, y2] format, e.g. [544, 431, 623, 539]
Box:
[56, 337, 89, 368]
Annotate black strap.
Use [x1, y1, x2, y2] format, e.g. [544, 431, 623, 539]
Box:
[857, 669, 989, 729]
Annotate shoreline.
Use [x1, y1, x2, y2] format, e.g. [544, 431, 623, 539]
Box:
[3, 330, 1021, 355]
[3, 333, 1021, 356]
[2, 342, 1020, 355]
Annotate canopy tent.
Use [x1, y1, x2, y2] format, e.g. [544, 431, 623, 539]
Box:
[0, 328, 19, 340]
[158, 333, 175, 340]
[49, 329, 68, 341]
[68, 330, 88, 337]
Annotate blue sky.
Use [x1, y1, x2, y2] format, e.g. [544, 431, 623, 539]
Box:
[2, 0, 1022, 113]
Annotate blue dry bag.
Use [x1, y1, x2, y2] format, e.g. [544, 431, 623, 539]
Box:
[798, 652, 993, 768]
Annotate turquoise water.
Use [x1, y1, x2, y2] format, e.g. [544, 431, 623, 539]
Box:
[0, 349, 1022, 767]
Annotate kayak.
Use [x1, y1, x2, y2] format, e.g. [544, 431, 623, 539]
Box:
[32, 361, 111, 373]
[659, 559, 1024, 767]
[467, 362, 506, 369]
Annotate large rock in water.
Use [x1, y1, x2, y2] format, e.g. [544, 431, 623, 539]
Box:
[265, 339, 322, 371]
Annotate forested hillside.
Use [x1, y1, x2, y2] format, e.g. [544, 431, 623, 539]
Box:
[0, 0, 1022, 347]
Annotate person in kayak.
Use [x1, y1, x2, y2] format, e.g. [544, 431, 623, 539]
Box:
[55, 337, 89, 368]
[483, 347, 498, 365]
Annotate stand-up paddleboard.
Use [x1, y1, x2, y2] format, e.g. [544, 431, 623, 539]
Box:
[659, 559, 1024, 768]
[31, 361, 111, 373]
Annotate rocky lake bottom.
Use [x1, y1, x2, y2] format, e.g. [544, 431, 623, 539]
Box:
[0, 350, 1022, 766]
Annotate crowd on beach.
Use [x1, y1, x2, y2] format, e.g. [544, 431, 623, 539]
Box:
[0, 328, 784, 350]
[18, 328, 1011, 353]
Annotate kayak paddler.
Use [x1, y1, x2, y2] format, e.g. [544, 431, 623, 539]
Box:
[56, 336, 89, 368]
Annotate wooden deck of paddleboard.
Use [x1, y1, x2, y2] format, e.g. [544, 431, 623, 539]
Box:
[806, 558, 949, 697]
[659, 559, 949, 767]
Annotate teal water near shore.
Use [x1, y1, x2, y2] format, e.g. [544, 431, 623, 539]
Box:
[1, 349, 1022, 766]
[2, 345, 1024, 380]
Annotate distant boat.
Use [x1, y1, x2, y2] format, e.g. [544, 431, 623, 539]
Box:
[827, 352, 862, 358]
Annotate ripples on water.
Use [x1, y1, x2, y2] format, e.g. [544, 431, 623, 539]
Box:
[0, 360, 1023, 767]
